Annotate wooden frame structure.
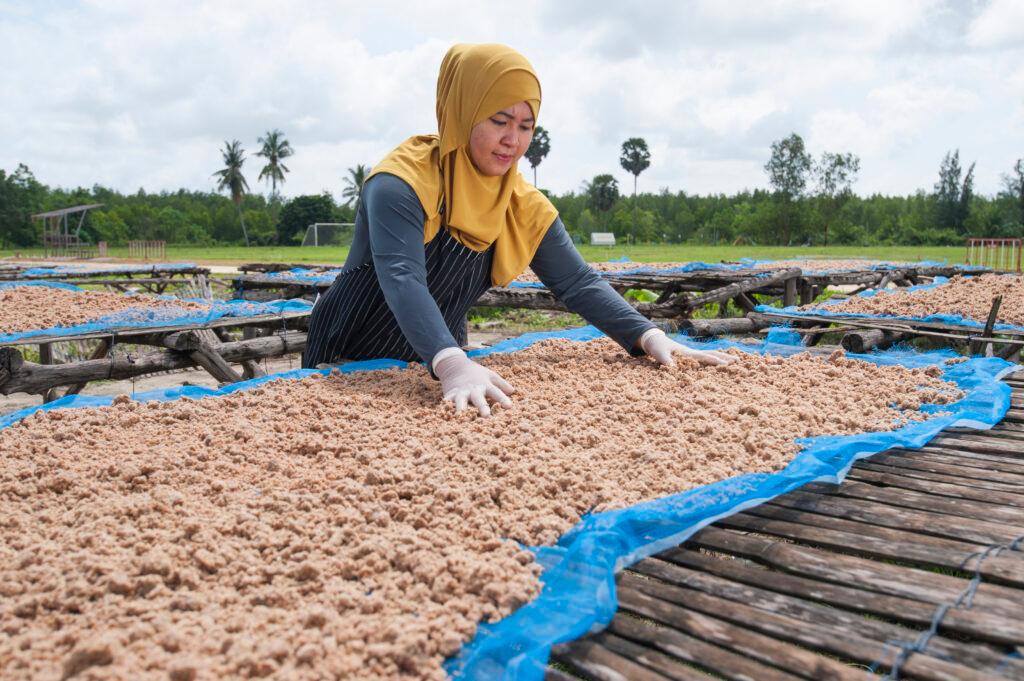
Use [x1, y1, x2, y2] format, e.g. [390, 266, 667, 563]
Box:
[233, 267, 807, 323]
[748, 295, 1024, 358]
[1, 264, 214, 295]
[966, 238, 1023, 273]
[551, 371, 1024, 680]
[32, 204, 104, 258]
[0, 310, 310, 402]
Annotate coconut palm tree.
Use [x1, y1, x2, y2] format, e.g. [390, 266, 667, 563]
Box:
[213, 140, 251, 246]
[525, 125, 550, 186]
[255, 129, 294, 196]
[341, 164, 370, 208]
[620, 138, 651, 244]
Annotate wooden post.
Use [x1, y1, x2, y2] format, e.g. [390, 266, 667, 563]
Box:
[783, 277, 797, 307]
[841, 329, 910, 354]
[799, 281, 815, 306]
[0, 332, 306, 396]
[38, 342, 58, 402]
[970, 295, 1002, 356]
[63, 339, 112, 396]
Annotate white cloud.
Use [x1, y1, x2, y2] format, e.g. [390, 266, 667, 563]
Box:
[966, 0, 1024, 48]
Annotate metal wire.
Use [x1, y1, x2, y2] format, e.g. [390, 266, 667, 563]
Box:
[870, 532, 1024, 679]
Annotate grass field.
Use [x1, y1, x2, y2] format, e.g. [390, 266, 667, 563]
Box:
[0, 244, 968, 266]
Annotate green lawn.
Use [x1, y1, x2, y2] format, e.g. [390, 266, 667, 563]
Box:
[1, 244, 967, 266]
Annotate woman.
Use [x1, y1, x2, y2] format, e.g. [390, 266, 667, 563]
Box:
[304, 43, 733, 416]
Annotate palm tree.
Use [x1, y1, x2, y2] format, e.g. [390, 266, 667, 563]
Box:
[620, 138, 651, 244]
[255, 129, 294, 196]
[213, 140, 251, 246]
[525, 125, 551, 186]
[586, 174, 619, 230]
[341, 164, 370, 207]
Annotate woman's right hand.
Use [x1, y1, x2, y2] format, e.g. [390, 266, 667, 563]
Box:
[433, 349, 515, 417]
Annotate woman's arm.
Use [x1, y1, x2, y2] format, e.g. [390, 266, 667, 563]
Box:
[364, 173, 461, 364]
[529, 217, 656, 355]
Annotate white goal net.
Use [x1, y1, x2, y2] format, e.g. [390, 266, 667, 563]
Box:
[301, 222, 355, 247]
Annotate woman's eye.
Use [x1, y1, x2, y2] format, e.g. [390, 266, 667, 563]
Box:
[490, 118, 506, 126]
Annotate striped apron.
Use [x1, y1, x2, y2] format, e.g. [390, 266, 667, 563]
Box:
[302, 227, 494, 368]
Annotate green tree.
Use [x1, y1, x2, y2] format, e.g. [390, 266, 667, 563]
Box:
[276, 193, 335, 245]
[1002, 158, 1024, 228]
[255, 129, 294, 196]
[0, 164, 45, 247]
[341, 164, 370, 208]
[934, 149, 975, 234]
[213, 140, 251, 246]
[764, 133, 812, 244]
[619, 137, 651, 243]
[585, 174, 619, 229]
[813, 151, 860, 246]
[524, 125, 550, 186]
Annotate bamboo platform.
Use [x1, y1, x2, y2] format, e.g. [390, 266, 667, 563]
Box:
[749, 309, 1024, 358]
[791, 264, 989, 306]
[550, 370, 1024, 681]
[1, 264, 213, 295]
[233, 267, 806, 322]
[0, 311, 310, 402]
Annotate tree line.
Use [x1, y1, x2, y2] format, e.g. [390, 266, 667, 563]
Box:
[1, 129, 1022, 249]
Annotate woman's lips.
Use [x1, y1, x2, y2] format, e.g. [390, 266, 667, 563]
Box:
[494, 153, 512, 163]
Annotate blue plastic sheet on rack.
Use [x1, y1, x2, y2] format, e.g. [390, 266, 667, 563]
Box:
[754, 273, 1024, 333]
[0, 325, 1014, 679]
[262, 267, 342, 283]
[21, 263, 198, 277]
[0, 280, 312, 343]
[506, 259, 770, 289]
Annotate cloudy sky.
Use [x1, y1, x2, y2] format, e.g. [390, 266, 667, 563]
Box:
[2, 0, 1022, 201]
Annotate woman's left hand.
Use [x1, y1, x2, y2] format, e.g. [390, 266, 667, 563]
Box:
[640, 329, 735, 368]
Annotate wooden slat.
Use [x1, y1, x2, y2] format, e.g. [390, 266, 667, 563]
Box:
[907, 443, 1024, 467]
[607, 615, 802, 681]
[687, 528, 1024, 617]
[768, 489, 1024, 545]
[550, 638, 672, 681]
[847, 467, 1024, 507]
[595, 632, 718, 680]
[627, 559, 1022, 675]
[802, 477, 1024, 525]
[717, 512, 1024, 588]
[901, 447, 1024, 474]
[866, 451, 1024, 485]
[854, 460, 1024, 495]
[925, 435, 1024, 458]
[746, 496, 981, 548]
[619, 575, 999, 681]
[657, 545, 1024, 646]
[617, 582, 867, 681]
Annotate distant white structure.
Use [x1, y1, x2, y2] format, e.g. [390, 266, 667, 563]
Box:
[302, 222, 355, 247]
[590, 232, 616, 247]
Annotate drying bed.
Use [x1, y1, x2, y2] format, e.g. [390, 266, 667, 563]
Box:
[806, 274, 1024, 327]
[0, 330, 994, 680]
[0, 285, 208, 336]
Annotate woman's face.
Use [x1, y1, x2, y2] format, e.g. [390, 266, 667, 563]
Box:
[468, 101, 535, 176]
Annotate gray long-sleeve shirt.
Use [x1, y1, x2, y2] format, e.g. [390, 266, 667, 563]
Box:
[346, 173, 656, 364]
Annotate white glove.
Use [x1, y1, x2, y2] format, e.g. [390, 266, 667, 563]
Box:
[639, 329, 735, 368]
[432, 348, 515, 416]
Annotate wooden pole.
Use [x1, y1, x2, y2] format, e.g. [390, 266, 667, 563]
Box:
[0, 332, 306, 396]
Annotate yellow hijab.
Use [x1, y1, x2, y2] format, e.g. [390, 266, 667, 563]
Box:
[367, 43, 558, 287]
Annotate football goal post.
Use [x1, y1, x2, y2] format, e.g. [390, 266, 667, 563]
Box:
[301, 223, 355, 247]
